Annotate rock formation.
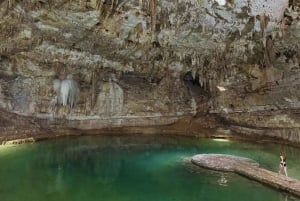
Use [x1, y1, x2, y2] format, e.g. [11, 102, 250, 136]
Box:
[191, 154, 300, 198]
[0, 0, 300, 144]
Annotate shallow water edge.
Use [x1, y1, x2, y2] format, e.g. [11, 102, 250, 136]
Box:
[1, 112, 300, 148]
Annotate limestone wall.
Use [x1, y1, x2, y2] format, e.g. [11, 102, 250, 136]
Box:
[0, 0, 299, 144]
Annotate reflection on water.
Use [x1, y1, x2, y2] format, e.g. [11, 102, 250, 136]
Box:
[217, 173, 228, 187]
[0, 135, 299, 201]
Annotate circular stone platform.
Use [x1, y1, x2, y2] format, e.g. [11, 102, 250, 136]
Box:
[191, 154, 300, 198]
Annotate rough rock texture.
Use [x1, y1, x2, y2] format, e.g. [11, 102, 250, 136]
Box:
[191, 154, 300, 198]
[192, 154, 260, 171]
[0, 0, 300, 143]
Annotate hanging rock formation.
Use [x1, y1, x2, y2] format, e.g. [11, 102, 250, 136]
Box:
[0, 0, 300, 144]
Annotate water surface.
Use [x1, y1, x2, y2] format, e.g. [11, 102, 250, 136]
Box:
[0, 135, 299, 201]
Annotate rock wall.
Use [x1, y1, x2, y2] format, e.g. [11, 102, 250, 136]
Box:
[0, 0, 300, 144]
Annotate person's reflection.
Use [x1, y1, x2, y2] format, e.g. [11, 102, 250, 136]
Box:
[217, 173, 228, 186]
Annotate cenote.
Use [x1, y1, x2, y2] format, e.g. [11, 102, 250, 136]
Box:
[0, 135, 300, 201]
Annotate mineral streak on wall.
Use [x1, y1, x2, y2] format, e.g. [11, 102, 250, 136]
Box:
[0, 0, 300, 144]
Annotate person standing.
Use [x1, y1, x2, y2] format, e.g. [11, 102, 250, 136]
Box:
[278, 152, 288, 177]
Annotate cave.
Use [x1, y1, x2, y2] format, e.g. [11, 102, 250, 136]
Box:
[0, 0, 300, 200]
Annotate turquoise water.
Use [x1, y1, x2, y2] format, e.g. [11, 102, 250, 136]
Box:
[0, 135, 300, 201]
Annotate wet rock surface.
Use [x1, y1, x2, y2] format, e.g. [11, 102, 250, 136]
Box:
[192, 154, 300, 198]
[192, 154, 260, 171]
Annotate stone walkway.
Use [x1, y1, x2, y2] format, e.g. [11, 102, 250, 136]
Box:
[191, 154, 300, 198]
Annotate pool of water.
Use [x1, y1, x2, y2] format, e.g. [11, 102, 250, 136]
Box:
[0, 135, 300, 201]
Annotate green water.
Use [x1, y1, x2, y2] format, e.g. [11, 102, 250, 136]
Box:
[0, 135, 300, 201]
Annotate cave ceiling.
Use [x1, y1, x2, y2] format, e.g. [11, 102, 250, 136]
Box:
[0, 0, 300, 137]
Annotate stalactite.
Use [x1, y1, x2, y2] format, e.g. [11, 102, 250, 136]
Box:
[91, 71, 96, 109]
[96, 0, 102, 10]
[264, 36, 275, 68]
[149, 0, 157, 41]
[260, 12, 268, 48]
[104, 0, 119, 19]
[52, 76, 79, 109]
[191, 69, 197, 82]
[96, 0, 104, 16]
[60, 79, 69, 106]
[7, 0, 15, 9]
[53, 79, 61, 104]
[135, 22, 143, 43]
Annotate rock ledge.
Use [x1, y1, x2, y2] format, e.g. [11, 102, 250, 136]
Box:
[191, 154, 300, 198]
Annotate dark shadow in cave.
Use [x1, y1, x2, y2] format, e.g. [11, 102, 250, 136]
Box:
[183, 71, 209, 97]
